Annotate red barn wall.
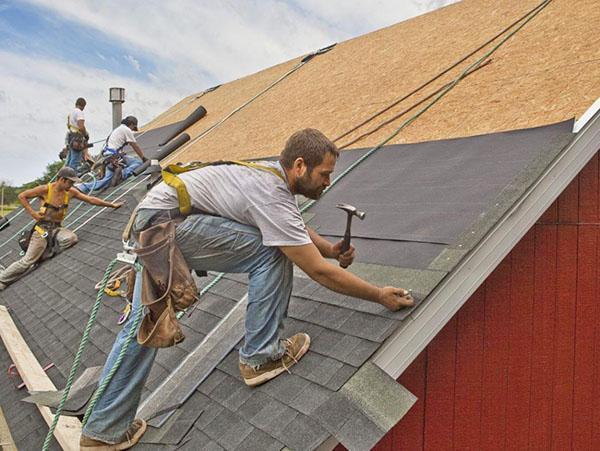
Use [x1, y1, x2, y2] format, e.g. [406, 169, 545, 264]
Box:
[370, 151, 600, 450]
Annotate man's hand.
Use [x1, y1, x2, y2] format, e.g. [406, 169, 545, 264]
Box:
[378, 287, 414, 311]
[332, 240, 355, 267]
[111, 201, 125, 209]
[30, 211, 44, 222]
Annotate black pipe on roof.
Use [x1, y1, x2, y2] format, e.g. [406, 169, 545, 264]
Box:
[134, 133, 191, 176]
[158, 105, 207, 146]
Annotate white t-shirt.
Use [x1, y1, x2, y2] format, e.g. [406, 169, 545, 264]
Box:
[106, 124, 136, 151]
[139, 161, 311, 247]
[68, 108, 85, 130]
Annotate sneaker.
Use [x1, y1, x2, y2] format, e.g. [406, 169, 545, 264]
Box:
[239, 333, 311, 387]
[80, 418, 147, 450]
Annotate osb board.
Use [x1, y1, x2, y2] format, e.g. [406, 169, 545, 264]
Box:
[144, 0, 600, 164]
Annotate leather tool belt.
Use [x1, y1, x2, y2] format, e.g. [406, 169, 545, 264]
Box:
[134, 220, 198, 348]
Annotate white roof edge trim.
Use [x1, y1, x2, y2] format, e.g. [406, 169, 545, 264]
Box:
[574, 97, 600, 133]
[373, 112, 600, 379]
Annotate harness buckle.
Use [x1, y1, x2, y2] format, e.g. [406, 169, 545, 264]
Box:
[117, 240, 137, 265]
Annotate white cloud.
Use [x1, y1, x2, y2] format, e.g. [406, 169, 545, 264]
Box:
[124, 54, 141, 71]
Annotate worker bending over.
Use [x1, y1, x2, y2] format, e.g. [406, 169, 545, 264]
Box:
[80, 129, 413, 449]
[0, 167, 123, 290]
[77, 116, 147, 193]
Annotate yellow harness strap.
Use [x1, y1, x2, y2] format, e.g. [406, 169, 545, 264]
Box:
[162, 161, 285, 215]
[38, 183, 70, 222]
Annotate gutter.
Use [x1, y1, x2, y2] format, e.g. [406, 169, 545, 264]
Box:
[373, 109, 600, 379]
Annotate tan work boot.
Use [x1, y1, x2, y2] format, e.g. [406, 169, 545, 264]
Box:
[79, 418, 147, 450]
[239, 333, 311, 387]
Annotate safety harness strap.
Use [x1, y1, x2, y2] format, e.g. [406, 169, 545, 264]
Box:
[38, 183, 70, 222]
[162, 160, 285, 215]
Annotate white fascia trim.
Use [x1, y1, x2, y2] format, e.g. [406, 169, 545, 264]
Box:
[374, 111, 600, 379]
[574, 98, 600, 133]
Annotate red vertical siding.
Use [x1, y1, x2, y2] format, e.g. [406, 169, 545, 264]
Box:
[374, 149, 600, 450]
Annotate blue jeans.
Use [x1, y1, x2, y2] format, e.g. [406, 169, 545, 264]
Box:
[65, 148, 83, 170]
[77, 155, 142, 193]
[82, 212, 293, 442]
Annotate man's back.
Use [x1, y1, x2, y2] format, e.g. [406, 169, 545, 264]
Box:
[139, 161, 310, 247]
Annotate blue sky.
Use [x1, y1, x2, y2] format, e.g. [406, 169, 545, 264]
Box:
[0, 0, 456, 185]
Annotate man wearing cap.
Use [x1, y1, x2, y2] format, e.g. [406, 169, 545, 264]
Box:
[0, 167, 124, 290]
[77, 116, 147, 194]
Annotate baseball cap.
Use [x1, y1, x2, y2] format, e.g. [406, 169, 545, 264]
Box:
[121, 116, 139, 131]
[57, 166, 82, 183]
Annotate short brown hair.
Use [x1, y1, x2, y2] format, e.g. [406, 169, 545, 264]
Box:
[75, 97, 86, 108]
[280, 129, 338, 172]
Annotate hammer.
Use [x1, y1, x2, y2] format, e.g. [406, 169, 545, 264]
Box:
[336, 203, 366, 268]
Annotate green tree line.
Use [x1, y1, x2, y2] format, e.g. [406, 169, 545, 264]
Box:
[1, 160, 64, 210]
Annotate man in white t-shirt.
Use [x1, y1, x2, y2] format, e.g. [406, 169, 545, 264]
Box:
[80, 129, 414, 449]
[77, 116, 147, 193]
[64, 97, 92, 171]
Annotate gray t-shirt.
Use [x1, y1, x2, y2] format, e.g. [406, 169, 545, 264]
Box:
[138, 161, 311, 247]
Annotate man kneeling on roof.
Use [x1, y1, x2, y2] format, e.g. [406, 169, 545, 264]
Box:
[80, 129, 414, 450]
[0, 167, 123, 291]
[77, 116, 148, 193]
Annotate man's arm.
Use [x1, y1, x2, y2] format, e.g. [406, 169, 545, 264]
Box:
[18, 185, 46, 222]
[70, 188, 123, 209]
[279, 243, 413, 311]
[307, 227, 355, 267]
[130, 142, 147, 161]
[77, 119, 87, 137]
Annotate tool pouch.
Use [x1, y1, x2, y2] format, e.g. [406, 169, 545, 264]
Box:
[134, 220, 197, 348]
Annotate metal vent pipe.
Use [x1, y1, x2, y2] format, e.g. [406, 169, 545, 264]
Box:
[109, 87, 125, 130]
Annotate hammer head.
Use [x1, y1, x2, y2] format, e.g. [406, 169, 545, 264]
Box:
[336, 203, 366, 220]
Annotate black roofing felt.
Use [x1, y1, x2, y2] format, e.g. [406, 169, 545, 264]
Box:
[0, 120, 576, 450]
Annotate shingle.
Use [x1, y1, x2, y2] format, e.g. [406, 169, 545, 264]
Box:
[287, 297, 320, 321]
[178, 430, 224, 451]
[279, 412, 329, 451]
[337, 311, 398, 342]
[287, 380, 331, 416]
[198, 369, 228, 395]
[257, 372, 311, 406]
[203, 408, 254, 449]
[232, 427, 283, 451]
[305, 302, 354, 330]
[335, 409, 386, 451]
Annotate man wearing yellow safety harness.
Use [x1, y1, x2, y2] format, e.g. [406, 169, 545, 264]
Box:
[0, 167, 123, 290]
[80, 129, 414, 450]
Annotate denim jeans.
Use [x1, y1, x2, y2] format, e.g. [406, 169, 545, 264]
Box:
[77, 155, 142, 193]
[65, 148, 83, 171]
[82, 212, 293, 442]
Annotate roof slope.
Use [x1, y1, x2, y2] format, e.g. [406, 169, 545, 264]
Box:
[145, 0, 598, 164]
[0, 119, 578, 449]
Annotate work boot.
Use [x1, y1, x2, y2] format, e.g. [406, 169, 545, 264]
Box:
[79, 418, 147, 450]
[239, 333, 311, 387]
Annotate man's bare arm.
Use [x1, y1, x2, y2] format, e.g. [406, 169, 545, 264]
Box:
[130, 142, 146, 161]
[18, 185, 47, 222]
[70, 188, 123, 209]
[280, 243, 413, 311]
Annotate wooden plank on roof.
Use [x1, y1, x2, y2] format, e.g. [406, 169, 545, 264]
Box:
[0, 406, 17, 451]
[0, 305, 81, 451]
